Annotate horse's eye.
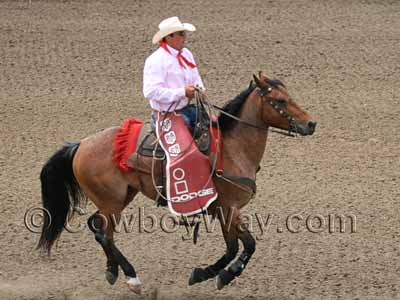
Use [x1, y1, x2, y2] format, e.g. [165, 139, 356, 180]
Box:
[277, 99, 287, 106]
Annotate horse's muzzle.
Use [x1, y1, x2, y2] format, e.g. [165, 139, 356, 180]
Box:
[292, 121, 317, 136]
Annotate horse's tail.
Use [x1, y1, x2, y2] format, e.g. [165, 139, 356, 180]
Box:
[37, 142, 83, 254]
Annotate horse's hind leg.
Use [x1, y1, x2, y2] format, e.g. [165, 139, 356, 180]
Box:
[88, 210, 141, 293]
[86, 186, 142, 293]
[88, 212, 119, 285]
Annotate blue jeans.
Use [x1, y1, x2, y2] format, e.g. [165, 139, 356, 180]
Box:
[151, 104, 198, 130]
[180, 104, 198, 128]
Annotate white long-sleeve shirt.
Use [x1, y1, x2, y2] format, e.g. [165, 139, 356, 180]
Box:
[143, 44, 204, 111]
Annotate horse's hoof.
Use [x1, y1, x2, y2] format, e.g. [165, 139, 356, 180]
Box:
[215, 274, 225, 290]
[189, 268, 209, 286]
[215, 270, 234, 290]
[105, 270, 117, 285]
[127, 276, 142, 294]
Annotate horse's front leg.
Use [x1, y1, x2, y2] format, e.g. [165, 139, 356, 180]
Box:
[189, 209, 239, 285]
[215, 227, 256, 290]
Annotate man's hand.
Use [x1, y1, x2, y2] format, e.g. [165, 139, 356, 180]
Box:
[185, 85, 196, 99]
[198, 87, 206, 98]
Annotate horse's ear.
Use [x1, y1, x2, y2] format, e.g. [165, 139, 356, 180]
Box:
[249, 80, 254, 89]
[253, 74, 261, 86]
[259, 71, 269, 80]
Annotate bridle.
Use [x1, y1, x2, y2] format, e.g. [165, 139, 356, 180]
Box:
[257, 82, 298, 137]
[206, 81, 298, 137]
[187, 82, 300, 199]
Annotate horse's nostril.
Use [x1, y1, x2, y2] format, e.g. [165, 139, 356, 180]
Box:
[308, 121, 316, 128]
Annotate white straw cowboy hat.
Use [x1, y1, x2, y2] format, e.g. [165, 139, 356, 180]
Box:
[152, 16, 196, 44]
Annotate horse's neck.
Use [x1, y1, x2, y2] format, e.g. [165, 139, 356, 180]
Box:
[222, 92, 267, 179]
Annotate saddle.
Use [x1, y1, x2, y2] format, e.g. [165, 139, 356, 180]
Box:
[114, 105, 221, 216]
[136, 122, 211, 158]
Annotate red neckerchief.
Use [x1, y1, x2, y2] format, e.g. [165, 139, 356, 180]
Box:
[159, 41, 196, 69]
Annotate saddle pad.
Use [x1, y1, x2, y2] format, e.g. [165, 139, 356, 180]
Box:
[113, 118, 144, 172]
[155, 112, 218, 216]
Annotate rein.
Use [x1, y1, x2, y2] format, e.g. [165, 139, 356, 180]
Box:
[206, 84, 297, 137]
[211, 103, 269, 132]
[195, 80, 300, 196]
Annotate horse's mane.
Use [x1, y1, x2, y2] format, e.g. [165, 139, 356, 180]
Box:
[217, 82, 256, 131]
[217, 79, 284, 131]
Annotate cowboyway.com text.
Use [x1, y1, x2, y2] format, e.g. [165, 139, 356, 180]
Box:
[25, 206, 356, 240]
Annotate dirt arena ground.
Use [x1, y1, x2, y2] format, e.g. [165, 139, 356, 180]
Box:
[1, 0, 399, 299]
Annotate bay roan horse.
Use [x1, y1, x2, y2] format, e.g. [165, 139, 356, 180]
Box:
[37, 72, 316, 293]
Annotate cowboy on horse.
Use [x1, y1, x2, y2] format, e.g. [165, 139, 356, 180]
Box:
[37, 15, 317, 294]
[143, 16, 218, 216]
